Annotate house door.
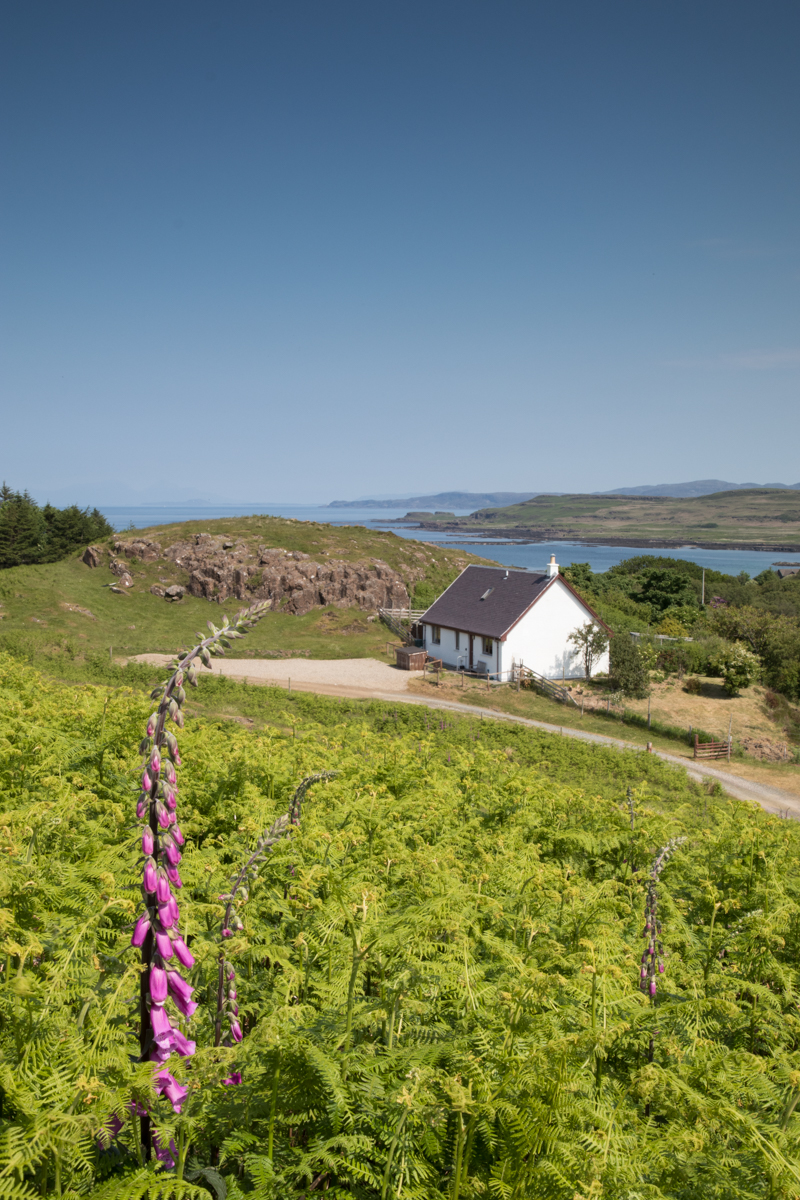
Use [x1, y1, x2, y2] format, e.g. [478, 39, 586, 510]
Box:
[468, 633, 474, 669]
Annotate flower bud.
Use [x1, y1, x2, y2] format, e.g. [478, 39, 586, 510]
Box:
[158, 901, 174, 928]
[156, 870, 171, 904]
[136, 796, 148, 820]
[172, 825, 185, 846]
[658, 962, 664, 974]
[222, 928, 232, 938]
[155, 930, 173, 959]
[150, 966, 168, 1003]
[142, 770, 152, 793]
[156, 801, 170, 829]
[164, 842, 181, 866]
[649, 980, 657, 997]
[167, 895, 180, 925]
[143, 858, 157, 893]
[230, 1019, 243, 1043]
[167, 864, 182, 888]
[131, 913, 150, 947]
[172, 935, 195, 969]
[226, 966, 235, 981]
[168, 810, 176, 826]
[150, 749, 161, 775]
[142, 827, 155, 857]
[167, 970, 194, 1005]
[147, 713, 158, 736]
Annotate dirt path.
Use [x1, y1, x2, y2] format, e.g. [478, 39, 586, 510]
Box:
[131, 654, 800, 819]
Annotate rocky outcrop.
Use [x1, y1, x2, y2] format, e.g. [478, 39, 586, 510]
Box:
[163, 533, 410, 613]
[113, 538, 162, 562]
[81, 545, 104, 568]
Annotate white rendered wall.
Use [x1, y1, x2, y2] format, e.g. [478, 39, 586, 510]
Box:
[502, 579, 609, 679]
[423, 624, 498, 672]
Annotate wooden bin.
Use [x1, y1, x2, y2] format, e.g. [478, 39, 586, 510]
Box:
[394, 646, 428, 671]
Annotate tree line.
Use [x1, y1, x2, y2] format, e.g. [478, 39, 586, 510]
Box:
[0, 483, 113, 569]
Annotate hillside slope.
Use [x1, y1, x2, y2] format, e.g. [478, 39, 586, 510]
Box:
[412, 488, 800, 549]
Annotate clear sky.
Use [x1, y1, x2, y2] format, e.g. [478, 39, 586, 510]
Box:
[2, 1, 799, 505]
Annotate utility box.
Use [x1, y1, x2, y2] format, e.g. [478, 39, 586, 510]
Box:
[394, 646, 428, 671]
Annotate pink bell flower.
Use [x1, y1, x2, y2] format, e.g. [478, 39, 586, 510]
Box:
[164, 842, 181, 866]
[155, 1069, 188, 1115]
[142, 770, 152, 793]
[142, 827, 155, 856]
[165, 762, 177, 784]
[150, 749, 161, 774]
[172, 824, 185, 846]
[156, 871, 171, 904]
[230, 1019, 243, 1043]
[136, 796, 148, 820]
[131, 913, 150, 948]
[149, 966, 168, 1004]
[153, 1131, 178, 1167]
[150, 1004, 174, 1046]
[223, 1071, 243, 1086]
[167, 970, 194, 1005]
[157, 901, 174, 929]
[155, 930, 173, 959]
[649, 980, 657, 997]
[170, 1028, 196, 1057]
[156, 801, 170, 829]
[171, 935, 195, 969]
[143, 858, 157, 894]
[166, 864, 182, 888]
[167, 895, 179, 925]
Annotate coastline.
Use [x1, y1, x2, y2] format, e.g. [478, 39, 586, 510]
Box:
[391, 521, 800, 553]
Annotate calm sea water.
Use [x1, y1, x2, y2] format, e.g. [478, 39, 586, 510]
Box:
[101, 503, 797, 578]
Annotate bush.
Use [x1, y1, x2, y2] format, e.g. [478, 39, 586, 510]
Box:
[684, 676, 704, 695]
[711, 640, 761, 696]
[610, 633, 649, 697]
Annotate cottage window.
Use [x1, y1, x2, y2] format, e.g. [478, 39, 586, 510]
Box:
[431, 625, 441, 645]
[482, 636, 493, 655]
[454, 631, 460, 650]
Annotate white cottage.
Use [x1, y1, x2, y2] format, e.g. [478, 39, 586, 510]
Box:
[420, 556, 610, 680]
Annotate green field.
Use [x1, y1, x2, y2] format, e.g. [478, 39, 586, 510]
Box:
[0, 515, 489, 669]
[414, 488, 800, 548]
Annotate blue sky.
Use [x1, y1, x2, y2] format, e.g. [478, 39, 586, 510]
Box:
[2, 1, 799, 504]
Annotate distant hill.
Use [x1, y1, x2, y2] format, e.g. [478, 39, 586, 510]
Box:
[600, 480, 800, 498]
[328, 491, 541, 510]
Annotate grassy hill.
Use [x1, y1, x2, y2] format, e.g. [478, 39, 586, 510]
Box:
[414, 488, 800, 548]
[0, 514, 490, 671]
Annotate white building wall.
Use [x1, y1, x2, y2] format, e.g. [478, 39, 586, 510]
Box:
[502, 579, 609, 679]
[423, 624, 499, 673]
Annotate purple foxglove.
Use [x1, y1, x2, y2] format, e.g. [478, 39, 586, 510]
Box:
[131, 913, 150, 948]
[228, 988, 237, 1001]
[153, 1131, 178, 1169]
[222, 928, 232, 938]
[164, 841, 181, 866]
[167, 864, 182, 887]
[155, 1069, 188, 1114]
[226, 966, 235, 982]
[143, 858, 157, 893]
[150, 749, 161, 774]
[658, 963, 664, 974]
[230, 1019, 243, 1042]
[136, 796, 148, 820]
[165, 791, 177, 812]
[172, 824, 185, 846]
[142, 827, 155, 856]
[155, 930, 173, 959]
[156, 871, 171, 904]
[172, 935, 195, 969]
[649, 980, 657, 997]
[640, 967, 646, 979]
[170, 1028, 196, 1057]
[167, 894, 179, 925]
[158, 901, 174, 928]
[156, 800, 170, 829]
[146, 715, 156, 736]
[167, 810, 176, 826]
[164, 761, 177, 784]
[170, 990, 198, 1019]
[223, 1071, 243, 1086]
[167, 970, 194, 1005]
[230, 1003, 239, 1016]
[150, 966, 168, 1003]
[150, 1003, 173, 1046]
[142, 770, 152, 793]
[151, 1043, 171, 1063]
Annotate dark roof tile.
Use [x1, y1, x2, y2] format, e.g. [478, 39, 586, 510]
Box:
[421, 566, 552, 639]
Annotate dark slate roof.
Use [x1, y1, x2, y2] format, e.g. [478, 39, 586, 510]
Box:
[421, 566, 553, 639]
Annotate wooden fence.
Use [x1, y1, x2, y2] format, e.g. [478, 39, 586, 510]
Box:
[693, 734, 732, 761]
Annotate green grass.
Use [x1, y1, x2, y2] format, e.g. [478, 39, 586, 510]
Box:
[0, 515, 492, 669]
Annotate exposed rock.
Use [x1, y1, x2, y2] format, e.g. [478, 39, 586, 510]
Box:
[109, 558, 129, 577]
[113, 538, 162, 561]
[81, 545, 104, 568]
[60, 602, 96, 620]
[150, 585, 166, 597]
[158, 533, 410, 613]
[118, 572, 134, 589]
[165, 585, 185, 601]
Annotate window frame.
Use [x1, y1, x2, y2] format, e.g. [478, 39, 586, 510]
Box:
[431, 625, 441, 645]
[454, 630, 460, 650]
[482, 636, 493, 656]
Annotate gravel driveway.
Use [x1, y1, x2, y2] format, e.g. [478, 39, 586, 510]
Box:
[131, 654, 419, 696]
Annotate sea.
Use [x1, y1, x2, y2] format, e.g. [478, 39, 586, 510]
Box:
[100, 503, 798, 579]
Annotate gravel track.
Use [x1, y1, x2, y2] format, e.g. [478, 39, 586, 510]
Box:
[132, 654, 800, 819]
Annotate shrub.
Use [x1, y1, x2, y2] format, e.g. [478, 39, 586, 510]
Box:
[610, 633, 649, 697]
[711, 640, 761, 696]
[684, 675, 704, 695]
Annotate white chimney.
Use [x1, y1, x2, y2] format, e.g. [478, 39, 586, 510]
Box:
[546, 554, 559, 579]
